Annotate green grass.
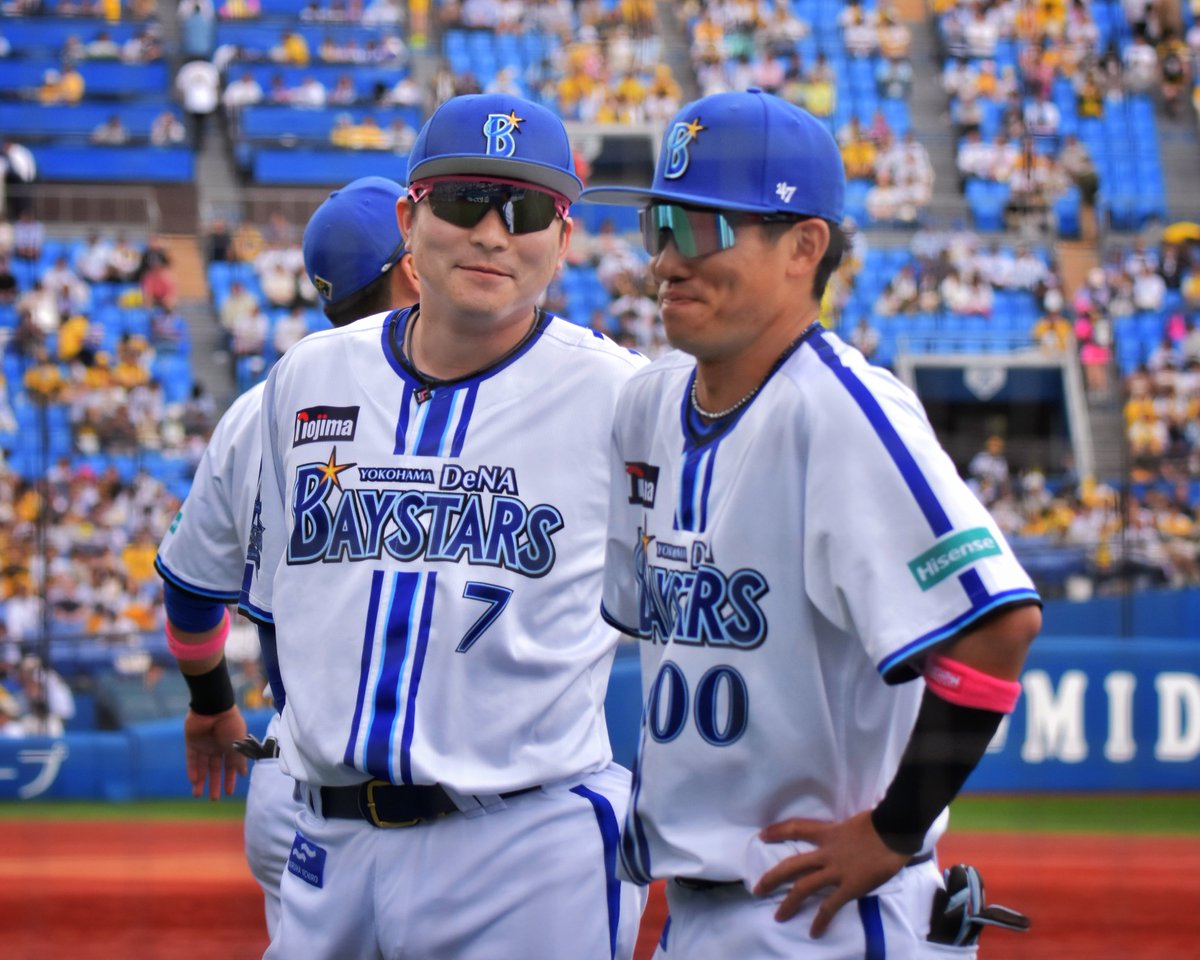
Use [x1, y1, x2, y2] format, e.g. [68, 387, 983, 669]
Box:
[3, 794, 1198, 834]
[951, 793, 1200, 835]
[0, 798, 247, 820]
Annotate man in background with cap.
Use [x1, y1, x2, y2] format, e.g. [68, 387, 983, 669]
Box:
[155, 176, 419, 938]
[586, 88, 1041, 957]
[239, 93, 647, 959]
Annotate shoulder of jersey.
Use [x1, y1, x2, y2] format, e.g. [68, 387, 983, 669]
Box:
[208, 380, 267, 447]
[541, 314, 649, 371]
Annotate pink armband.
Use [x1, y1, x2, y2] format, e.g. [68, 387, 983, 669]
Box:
[166, 608, 230, 662]
[924, 653, 1022, 714]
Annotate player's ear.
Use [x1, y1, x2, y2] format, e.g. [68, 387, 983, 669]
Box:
[396, 252, 420, 301]
[396, 198, 413, 248]
[556, 212, 574, 264]
[786, 218, 830, 285]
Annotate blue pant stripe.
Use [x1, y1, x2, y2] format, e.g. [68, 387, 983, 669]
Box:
[570, 784, 622, 959]
[858, 895, 886, 960]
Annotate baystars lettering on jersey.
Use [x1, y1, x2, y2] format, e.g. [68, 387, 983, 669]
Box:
[288, 448, 564, 578]
[633, 522, 768, 651]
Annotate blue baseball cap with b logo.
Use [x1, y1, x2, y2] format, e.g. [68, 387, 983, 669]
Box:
[580, 88, 844, 223]
[406, 93, 583, 202]
[303, 176, 406, 305]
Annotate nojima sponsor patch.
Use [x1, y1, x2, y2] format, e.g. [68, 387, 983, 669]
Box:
[907, 527, 1001, 591]
[293, 405, 359, 446]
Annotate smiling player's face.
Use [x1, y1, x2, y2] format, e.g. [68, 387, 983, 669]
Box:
[649, 219, 799, 363]
[400, 189, 571, 334]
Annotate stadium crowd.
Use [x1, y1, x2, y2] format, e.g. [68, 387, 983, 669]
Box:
[2, 0, 1200, 735]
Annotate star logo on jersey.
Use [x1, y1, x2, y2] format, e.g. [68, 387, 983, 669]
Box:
[317, 447, 355, 490]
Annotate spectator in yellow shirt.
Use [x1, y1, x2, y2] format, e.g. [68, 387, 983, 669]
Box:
[121, 530, 159, 585]
[331, 114, 389, 149]
[274, 30, 310, 66]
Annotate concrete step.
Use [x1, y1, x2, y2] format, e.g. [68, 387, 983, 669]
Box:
[1056, 240, 1098, 301]
[161, 234, 208, 302]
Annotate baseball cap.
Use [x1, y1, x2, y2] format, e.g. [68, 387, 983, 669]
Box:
[580, 88, 844, 224]
[406, 93, 582, 202]
[302, 176, 406, 305]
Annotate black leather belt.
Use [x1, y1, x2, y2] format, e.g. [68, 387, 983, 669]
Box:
[673, 852, 934, 892]
[319, 780, 539, 829]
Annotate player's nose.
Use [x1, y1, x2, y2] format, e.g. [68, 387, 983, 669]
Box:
[468, 207, 513, 249]
[650, 236, 691, 282]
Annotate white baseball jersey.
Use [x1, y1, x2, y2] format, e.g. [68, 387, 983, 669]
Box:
[602, 327, 1039, 886]
[156, 381, 266, 601]
[155, 380, 299, 935]
[241, 307, 647, 792]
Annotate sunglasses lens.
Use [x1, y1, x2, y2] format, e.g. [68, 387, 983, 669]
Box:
[426, 183, 560, 235]
[640, 205, 736, 258]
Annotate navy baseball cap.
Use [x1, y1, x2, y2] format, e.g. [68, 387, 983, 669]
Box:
[303, 176, 406, 305]
[580, 88, 844, 223]
[407, 93, 583, 202]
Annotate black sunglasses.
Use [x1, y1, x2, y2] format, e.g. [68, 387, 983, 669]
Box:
[409, 179, 568, 235]
[640, 203, 805, 258]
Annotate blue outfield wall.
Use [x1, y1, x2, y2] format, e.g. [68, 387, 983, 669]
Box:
[2, 594, 1199, 801]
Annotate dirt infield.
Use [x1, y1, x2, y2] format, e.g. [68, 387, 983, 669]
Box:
[2, 820, 1197, 959]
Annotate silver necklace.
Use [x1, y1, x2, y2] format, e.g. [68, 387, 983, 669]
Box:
[689, 320, 821, 420]
[689, 378, 761, 419]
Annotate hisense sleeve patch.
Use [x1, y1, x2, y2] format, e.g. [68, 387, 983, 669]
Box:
[907, 527, 1001, 591]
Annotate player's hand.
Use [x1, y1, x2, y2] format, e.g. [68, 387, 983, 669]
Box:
[183, 705, 250, 801]
[752, 810, 911, 937]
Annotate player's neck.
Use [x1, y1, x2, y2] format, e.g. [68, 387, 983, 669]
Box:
[405, 304, 539, 382]
[693, 314, 820, 415]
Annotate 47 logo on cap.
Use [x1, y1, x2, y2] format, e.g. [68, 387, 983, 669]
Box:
[294, 405, 359, 446]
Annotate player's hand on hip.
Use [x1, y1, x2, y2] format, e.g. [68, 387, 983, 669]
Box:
[184, 706, 250, 801]
[752, 810, 910, 937]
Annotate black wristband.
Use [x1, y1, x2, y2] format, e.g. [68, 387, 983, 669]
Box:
[871, 688, 1004, 855]
[183, 656, 237, 716]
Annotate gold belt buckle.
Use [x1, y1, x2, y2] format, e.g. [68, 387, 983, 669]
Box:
[365, 779, 420, 828]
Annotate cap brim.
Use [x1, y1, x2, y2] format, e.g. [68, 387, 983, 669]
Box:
[578, 185, 779, 214]
[410, 156, 582, 202]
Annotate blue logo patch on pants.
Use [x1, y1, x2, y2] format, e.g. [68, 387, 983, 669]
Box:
[287, 832, 327, 888]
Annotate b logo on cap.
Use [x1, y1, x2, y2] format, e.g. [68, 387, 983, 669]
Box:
[483, 110, 524, 158]
[664, 117, 705, 180]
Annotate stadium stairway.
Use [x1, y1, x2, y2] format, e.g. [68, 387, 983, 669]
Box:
[901, 2, 969, 227]
[160, 234, 230, 404]
[1157, 120, 1200, 224]
[652, 0, 701, 102]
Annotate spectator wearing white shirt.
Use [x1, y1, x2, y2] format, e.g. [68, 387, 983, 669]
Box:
[292, 75, 327, 109]
[272, 305, 309, 356]
[175, 57, 220, 149]
[1132, 262, 1167, 313]
[956, 130, 994, 188]
[150, 110, 187, 146]
[1010, 246, 1050, 292]
[75, 232, 114, 284]
[222, 71, 263, 115]
[964, 6, 999, 58]
[1122, 34, 1160, 93]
